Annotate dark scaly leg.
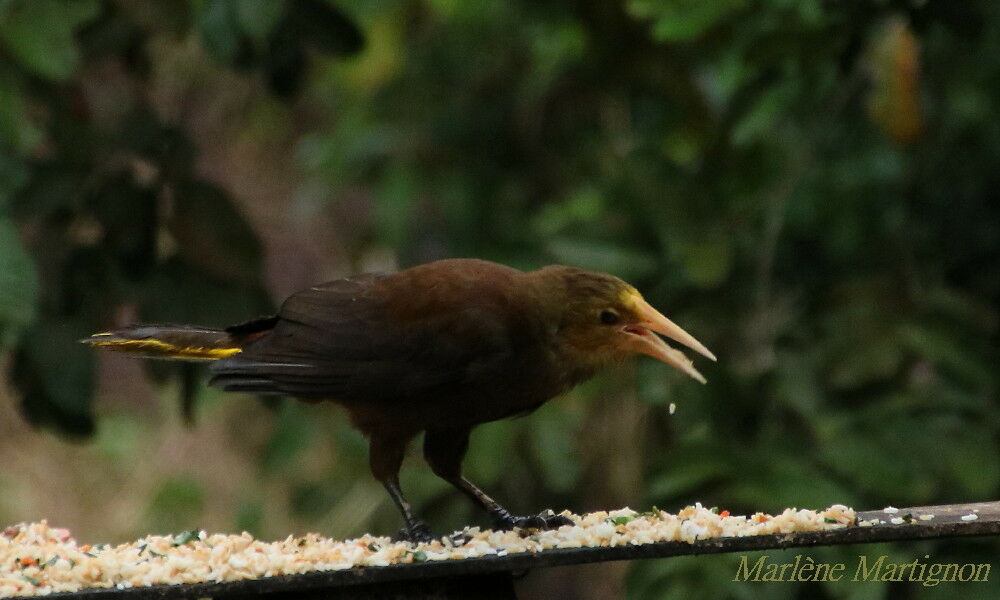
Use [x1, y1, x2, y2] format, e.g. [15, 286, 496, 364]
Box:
[369, 430, 433, 542]
[423, 427, 572, 531]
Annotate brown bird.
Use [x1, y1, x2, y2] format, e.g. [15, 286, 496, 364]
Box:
[83, 258, 715, 541]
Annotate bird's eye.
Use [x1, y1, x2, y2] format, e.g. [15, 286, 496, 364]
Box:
[599, 310, 620, 325]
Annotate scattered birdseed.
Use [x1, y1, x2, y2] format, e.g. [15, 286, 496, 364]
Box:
[883, 506, 899, 514]
[961, 514, 979, 522]
[0, 505, 856, 597]
[890, 517, 905, 525]
[918, 514, 934, 521]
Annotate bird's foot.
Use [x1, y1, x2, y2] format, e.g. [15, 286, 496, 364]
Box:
[395, 520, 435, 544]
[494, 509, 573, 532]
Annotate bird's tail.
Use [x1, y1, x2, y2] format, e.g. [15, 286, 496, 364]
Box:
[81, 317, 277, 361]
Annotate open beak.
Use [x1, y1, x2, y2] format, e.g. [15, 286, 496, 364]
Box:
[620, 296, 716, 384]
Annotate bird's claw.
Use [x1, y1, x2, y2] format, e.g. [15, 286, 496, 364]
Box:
[494, 509, 573, 532]
[395, 521, 435, 544]
[448, 531, 473, 546]
[541, 513, 574, 528]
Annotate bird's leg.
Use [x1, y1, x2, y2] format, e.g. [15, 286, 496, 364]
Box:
[369, 430, 433, 543]
[423, 427, 572, 532]
[381, 476, 434, 543]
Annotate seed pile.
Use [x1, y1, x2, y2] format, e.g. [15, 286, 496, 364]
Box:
[1, 503, 856, 597]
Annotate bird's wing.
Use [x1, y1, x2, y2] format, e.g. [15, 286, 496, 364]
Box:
[209, 273, 514, 400]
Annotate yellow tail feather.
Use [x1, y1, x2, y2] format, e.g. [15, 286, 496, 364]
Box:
[84, 330, 242, 360]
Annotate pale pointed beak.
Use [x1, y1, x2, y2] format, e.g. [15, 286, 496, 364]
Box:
[632, 296, 716, 361]
[619, 296, 715, 384]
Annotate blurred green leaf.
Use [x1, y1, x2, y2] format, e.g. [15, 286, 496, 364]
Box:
[0, 153, 28, 208]
[235, 500, 264, 536]
[937, 424, 1000, 499]
[900, 323, 993, 386]
[235, 0, 287, 42]
[9, 164, 86, 218]
[198, 0, 245, 64]
[0, 0, 99, 81]
[147, 476, 204, 534]
[140, 258, 270, 327]
[0, 70, 41, 152]
[629, 0, 748, 42]
[285, 0, 362, 55]
[730, 82, 797, 146]
[0, 218, 38, 348]
[817, 414, 941, 502]
[648, 452, 728, 499]
[546, 238, 659, 281]
[728, 455, 854, 510]
[677, 236, 733, 288]
[827, 335, 904, 389]
[532, 187, 604, 237]
[464, 419, 516, 484]
[290, 481, 338, 520]
[373, 164, 418, 249]
[529, 405, 582, 493]
[11, 319, 94, 435]
[168, 181, 264, 286]
[93, 414, 141, 464]
[261, 403, 316, 475]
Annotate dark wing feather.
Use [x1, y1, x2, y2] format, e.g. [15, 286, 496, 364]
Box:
[209, 272, 514, 401]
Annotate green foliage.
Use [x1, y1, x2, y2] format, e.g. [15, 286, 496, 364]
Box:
[235, 500, 264, 537]
[0, 217, 37, 348]
[260, 402, 317, 475]
[628, 0, 748, 42]
[195, 0, 361, 96]
[0, 72, 39, 151]
[0, 0, 302, 430]
[169, 182, 264, 286]
[147, 477, 204, 534]
[0, 0, 99, 81]
[1, 1, 998, 598]
[12, 319, 94, 435]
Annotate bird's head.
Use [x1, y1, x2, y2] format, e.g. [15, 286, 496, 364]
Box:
[534, 266, 716, 383]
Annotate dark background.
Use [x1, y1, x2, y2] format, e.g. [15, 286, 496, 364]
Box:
[0, 1, 997, 598]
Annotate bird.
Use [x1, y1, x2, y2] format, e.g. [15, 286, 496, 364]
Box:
[82, 258, 715, 541]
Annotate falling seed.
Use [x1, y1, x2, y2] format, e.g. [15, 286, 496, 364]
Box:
[669, 403, 676, 415]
